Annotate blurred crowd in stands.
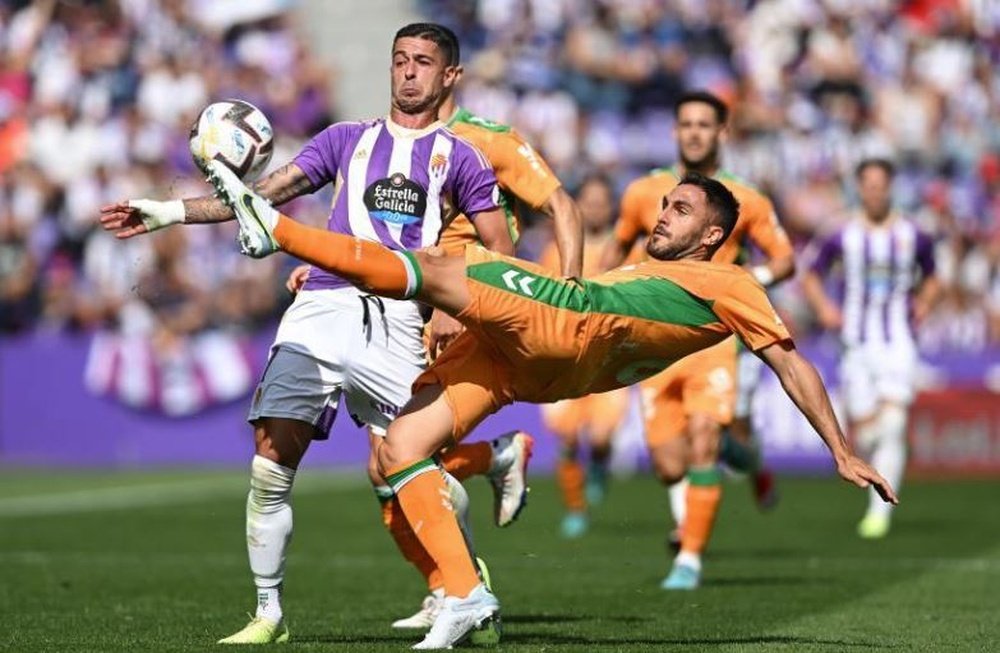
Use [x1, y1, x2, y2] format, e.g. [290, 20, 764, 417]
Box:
[422, 0, 1000, 351]
[2, 0, 998, 356]
[0, 0, 334, 340]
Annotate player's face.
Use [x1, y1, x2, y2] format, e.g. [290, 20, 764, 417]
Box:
[858, 166, 892, 220]
[675, 102, 724, 171]
[391, 37, 458, 115]
[577, 179, 614, 233]
[647, 184, 723, 261]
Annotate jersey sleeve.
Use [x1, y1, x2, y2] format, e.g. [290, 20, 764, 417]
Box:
[490, 129, 561, 209]
[744, 194, 794, 260]
[614, 181, 651, 247]
[806, 231, 842, 275]
[448, 139, 501, 218]
[712, 274, 792, 351]
[292, 123, 350, 188]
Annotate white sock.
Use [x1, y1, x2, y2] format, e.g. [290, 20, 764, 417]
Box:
[668, 478, 688, 527]
[675, 550, 702, 572]
[246, 454, 295, 621]
[256, 587, 281, 622]
[867, 405, 907, 520]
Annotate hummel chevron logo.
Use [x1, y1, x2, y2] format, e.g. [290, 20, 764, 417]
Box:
[501, 269, 536, 296]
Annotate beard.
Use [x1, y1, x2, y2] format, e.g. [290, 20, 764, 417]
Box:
[679, 143, 719, 172]
[646, 235, 684, 261]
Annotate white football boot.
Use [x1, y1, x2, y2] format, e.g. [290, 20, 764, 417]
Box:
[204, 160, 279, 258]
[412, 584, 500, 650]
[488, 432, 534, 527]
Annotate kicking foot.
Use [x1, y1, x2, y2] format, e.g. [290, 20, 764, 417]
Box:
[204, 160, 279, 258]
[412, 584, 501, 649]
[488, 432, 534, 527]
[217, 615, 289, 644]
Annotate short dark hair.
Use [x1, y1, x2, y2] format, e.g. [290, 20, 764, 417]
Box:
[674, 90, 729, 125]
[678, 172, 739, 252]
[855, 157, 896, 180]
[393, 23, 460, 67]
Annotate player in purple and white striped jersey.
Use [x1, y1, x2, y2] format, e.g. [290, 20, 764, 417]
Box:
[803, 158, 940, 540]
[100, 23, 519, 647]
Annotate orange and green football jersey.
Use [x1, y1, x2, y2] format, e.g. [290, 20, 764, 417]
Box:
[615, 166, 793, 266]
[414, 247, 791, 440]
[437, 107, 561, 256]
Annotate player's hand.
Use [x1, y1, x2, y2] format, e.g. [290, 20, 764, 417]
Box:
[285, 264, 311, 294]
[99, 199, 184, 239]
[836, 454, 898, 504]
[428, 310, 464, 361]
[817, 303, 843, 331]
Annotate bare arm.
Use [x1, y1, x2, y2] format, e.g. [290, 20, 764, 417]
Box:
[538, 187, 583, 278]
[801, 269, 843, 331]
[757, 340, 898, 503]
[598, 235, 633, 272]
[753, 253, 796, 287]
[912, 275, 941, 326]
[469, 207, 516, 256]
[99, 162, 316, 238]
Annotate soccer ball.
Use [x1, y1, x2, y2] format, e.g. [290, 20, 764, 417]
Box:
[189, 100, 274, 180]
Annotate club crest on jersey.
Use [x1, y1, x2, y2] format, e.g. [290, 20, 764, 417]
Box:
[364, 173, 427, 225]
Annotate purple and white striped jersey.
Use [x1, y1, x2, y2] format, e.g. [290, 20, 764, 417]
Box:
[292, 117, 500, 291]
[809, 214, 935, 347]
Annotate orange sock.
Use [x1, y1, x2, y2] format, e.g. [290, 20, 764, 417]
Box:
[273, 215, 421, 298]
[380, 494, 443, 592]
[387, 459, 480, 597]
[557, 457, 586, 512]
[679, 467, 722, 555]
[439, 442, 492, 482]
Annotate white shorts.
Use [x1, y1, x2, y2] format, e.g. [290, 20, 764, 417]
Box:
[840, 342, 918, 421]
[247, 287, 427, 437]
[734, 349, 764, 419]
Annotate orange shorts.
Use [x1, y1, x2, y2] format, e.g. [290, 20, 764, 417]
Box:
[540, 389, 630, 442]
[641, 337, 737, 449]
[412, 249, 592, 441]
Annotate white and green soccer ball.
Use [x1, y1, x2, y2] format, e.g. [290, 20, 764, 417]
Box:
[189, 99, 274, 180]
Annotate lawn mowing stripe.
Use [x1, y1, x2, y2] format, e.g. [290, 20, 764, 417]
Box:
[0, 471, 364, 518]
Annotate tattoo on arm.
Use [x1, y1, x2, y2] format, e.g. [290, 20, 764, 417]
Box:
[254, 162, 316, 206]
[181, 162, 316, 224]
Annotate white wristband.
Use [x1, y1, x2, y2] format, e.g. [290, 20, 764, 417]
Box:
[129, 199, 185, 232]
[751, 265, 775, 287]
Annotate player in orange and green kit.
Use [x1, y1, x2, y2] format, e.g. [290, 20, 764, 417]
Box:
[392, 85, 584, 627]
[280, 68, 583, 632]
[538, 174, 630, 538]
[210, 160, 895, 649]
[600, 91, 796, 589]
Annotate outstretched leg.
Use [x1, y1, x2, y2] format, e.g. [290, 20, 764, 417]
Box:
[206, 159, 470, 313]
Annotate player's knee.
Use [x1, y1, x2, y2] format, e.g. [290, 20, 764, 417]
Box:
[651, 448, 686, 484]
[687, 414, 721, 466]
[253, 417, 312, 469]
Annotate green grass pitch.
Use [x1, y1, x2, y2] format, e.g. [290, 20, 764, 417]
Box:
[2, 468, 997, 652]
